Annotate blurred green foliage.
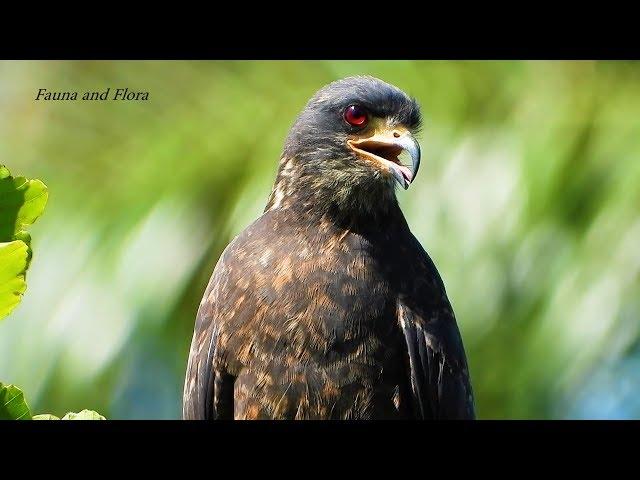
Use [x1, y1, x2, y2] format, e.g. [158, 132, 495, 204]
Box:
[0, 61, 638, 419]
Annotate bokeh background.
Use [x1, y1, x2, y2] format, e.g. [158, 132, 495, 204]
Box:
[0, 61, 639, 419]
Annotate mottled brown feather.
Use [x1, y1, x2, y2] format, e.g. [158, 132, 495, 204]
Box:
[183, 198, 474, 419]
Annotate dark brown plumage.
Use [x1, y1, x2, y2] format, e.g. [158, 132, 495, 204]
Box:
[183, 76, 475, 419]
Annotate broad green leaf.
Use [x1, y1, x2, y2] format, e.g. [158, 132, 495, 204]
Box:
[0, 165, 49, 242]
[61, 409, 106, 420]
[0, 165, 48, 321]
[0, 383, 32, 420]
[32, 413, 60, 420]
[0, 240, 29, 320]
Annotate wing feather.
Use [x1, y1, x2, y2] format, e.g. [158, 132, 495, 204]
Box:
[183, 251, 235, 420]
[399, 304, 475, 419]
[397, 237, 475, 420]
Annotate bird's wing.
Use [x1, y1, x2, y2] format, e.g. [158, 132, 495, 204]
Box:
[183, 249, 235, 420]
[397, 240, 475, 419]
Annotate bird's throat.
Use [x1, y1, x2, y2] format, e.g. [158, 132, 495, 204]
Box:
[264, 156, 401, 226]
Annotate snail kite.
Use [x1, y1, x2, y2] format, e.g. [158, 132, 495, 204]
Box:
[183, 76, 475, 420]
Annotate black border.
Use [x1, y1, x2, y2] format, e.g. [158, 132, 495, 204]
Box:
[4, 43, 639, 60]
[2, 420, 638, 469]
[2, 17, 639, 60]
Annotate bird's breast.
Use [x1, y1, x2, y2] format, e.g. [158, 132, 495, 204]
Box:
[217, 214, 412, 419]
[222, 220, 403, 363]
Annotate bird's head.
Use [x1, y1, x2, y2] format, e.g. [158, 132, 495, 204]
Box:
[267, 76, 422, 220]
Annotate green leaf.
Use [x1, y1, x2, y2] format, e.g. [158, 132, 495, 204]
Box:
[0, 164, 49, 242]
[33, 410, 106, 420]
[0, 241, 29, 320]
[32, 413, 60, 420]
[61, 409, 106, 420]
[0, 383, 32, 420]
[0, 165, 48, 321]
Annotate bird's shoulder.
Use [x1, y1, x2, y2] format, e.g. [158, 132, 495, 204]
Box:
[197, 207, 355, 324]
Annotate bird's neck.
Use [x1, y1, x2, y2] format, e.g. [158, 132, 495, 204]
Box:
[264, 156, 405, 229]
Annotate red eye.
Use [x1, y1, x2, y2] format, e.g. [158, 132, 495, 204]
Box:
[344, 105, 368, 127]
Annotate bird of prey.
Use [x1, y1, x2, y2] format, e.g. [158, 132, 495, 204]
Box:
[183, 76, 475, 420]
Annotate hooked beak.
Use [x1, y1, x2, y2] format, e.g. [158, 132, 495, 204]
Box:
[347, 127, 421, 190]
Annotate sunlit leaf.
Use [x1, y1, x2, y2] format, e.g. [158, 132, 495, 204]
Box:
[33, 410, 106, 420]
[61, 409, 106, 420]
[0, 383, 31, 420]
[0, 165, 48, 321]
[0, 240, 29, 320]
[32, 413, 60, 420]
[0, 165, 49, 242]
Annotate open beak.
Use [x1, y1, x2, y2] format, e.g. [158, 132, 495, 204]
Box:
[347, 127, 421, 190]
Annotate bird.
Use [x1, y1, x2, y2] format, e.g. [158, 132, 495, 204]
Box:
[183, 76, 475, 420]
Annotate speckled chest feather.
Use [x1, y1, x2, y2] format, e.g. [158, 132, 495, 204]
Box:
[199, 208, 420, 419]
